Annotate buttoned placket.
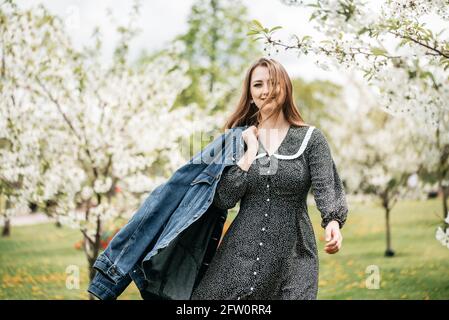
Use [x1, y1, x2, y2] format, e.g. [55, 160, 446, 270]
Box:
[237, 155, 272, 300]
[234, 128, 318, 301]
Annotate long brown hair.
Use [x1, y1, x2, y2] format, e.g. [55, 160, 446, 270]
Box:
[223, 57, 307, 130]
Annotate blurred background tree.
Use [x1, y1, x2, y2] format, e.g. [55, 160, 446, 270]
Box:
[172, 0, 261, 114]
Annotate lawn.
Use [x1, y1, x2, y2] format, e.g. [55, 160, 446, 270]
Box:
[0, 198, 448, 300]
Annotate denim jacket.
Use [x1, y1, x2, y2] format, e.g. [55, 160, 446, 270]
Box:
[88, 125, 249, 300]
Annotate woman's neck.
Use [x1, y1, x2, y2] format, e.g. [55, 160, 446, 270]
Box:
[258, 112, 289, 130]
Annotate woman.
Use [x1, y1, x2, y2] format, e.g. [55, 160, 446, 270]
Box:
[190, 57, 348, 300]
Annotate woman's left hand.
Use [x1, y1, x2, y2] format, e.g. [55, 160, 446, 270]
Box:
[324, 220, 343, 254]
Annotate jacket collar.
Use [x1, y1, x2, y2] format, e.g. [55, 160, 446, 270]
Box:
[188, 125, 248, 177]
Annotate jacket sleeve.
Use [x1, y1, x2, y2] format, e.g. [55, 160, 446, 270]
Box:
[212, 164, 249, 210]
[306, 128, 348, 229]
[87, 269, 132, 300]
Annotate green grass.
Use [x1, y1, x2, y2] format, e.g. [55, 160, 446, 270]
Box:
[0, 198, 448, 300]
[0, 222, 141, 300]
[310, 198, 449, 300]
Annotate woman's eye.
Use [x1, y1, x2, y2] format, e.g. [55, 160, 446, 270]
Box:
[254, 84, 261, 87]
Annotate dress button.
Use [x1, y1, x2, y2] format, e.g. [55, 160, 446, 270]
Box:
[266, 198, 270, 202]
[267, 170, 270, 174]
[262, 227, 266, 231]
[256, 257, 260, 261]
[250, 287, 254, 291]
[264, 213, 268, 217]
[259, 242, 263, 246]
[237, 296, 241, 300]
[253, 272, 257, 275]
[267, 184, 269, 188]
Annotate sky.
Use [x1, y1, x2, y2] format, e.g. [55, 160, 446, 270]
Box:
[17, 0, 343, 83]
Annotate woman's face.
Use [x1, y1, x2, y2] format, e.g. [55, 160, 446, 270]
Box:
[249, 65, 285, 113]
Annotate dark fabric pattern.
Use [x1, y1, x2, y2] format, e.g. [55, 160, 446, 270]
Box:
[191, 126, 348, 300]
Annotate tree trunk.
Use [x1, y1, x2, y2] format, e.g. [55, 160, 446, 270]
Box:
[87, 254, 97, 298]
[442, 185, 448, 222]
[2, 198, 11, 237]
[84, 216, 102, 300]
[84, 235, 99, 301]
[2, 218, 10, 237]
[384, 206, 395, 257]
[87, 254, 97, 301]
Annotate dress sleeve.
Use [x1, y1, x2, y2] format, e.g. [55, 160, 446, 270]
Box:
[212, 164, 249, 210]
[306, 128, 348, 229]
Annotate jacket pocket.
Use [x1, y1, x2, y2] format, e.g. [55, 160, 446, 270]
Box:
[190, 172, 216, 186]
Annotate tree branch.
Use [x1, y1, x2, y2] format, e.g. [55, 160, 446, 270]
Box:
[81, 228, 95, 247]
[388, 30, 449, 59]
[34, 76, 83, 141]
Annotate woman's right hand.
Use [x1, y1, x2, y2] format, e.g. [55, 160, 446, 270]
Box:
[237, 126, 259, 171]
[242, 125, 259, 152]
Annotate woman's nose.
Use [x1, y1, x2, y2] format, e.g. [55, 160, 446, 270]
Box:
[262, 84, 269, 95]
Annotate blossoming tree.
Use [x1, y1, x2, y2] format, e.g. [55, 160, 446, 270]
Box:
[1, 2, 211, 291]
[331, 80, 421, 256]
[248, 0, 449, 248]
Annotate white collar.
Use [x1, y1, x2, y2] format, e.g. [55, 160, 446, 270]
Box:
[255, 126, 315, 160]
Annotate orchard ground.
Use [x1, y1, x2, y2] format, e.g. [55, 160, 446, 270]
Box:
[0, 198, 448, 300]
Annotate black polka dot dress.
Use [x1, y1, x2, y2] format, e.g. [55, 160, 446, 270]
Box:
[190, 125, 348, 300]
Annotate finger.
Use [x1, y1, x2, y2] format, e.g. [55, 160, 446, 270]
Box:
[333, 240, 342, 250]
[252, 127, 258, 137]
[334, 240, 342, 250]
[324, 242, 339, 250]
[325, 246, 339, 254]
[325, 238, 338, 247]
[325, 247, 337, 254]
